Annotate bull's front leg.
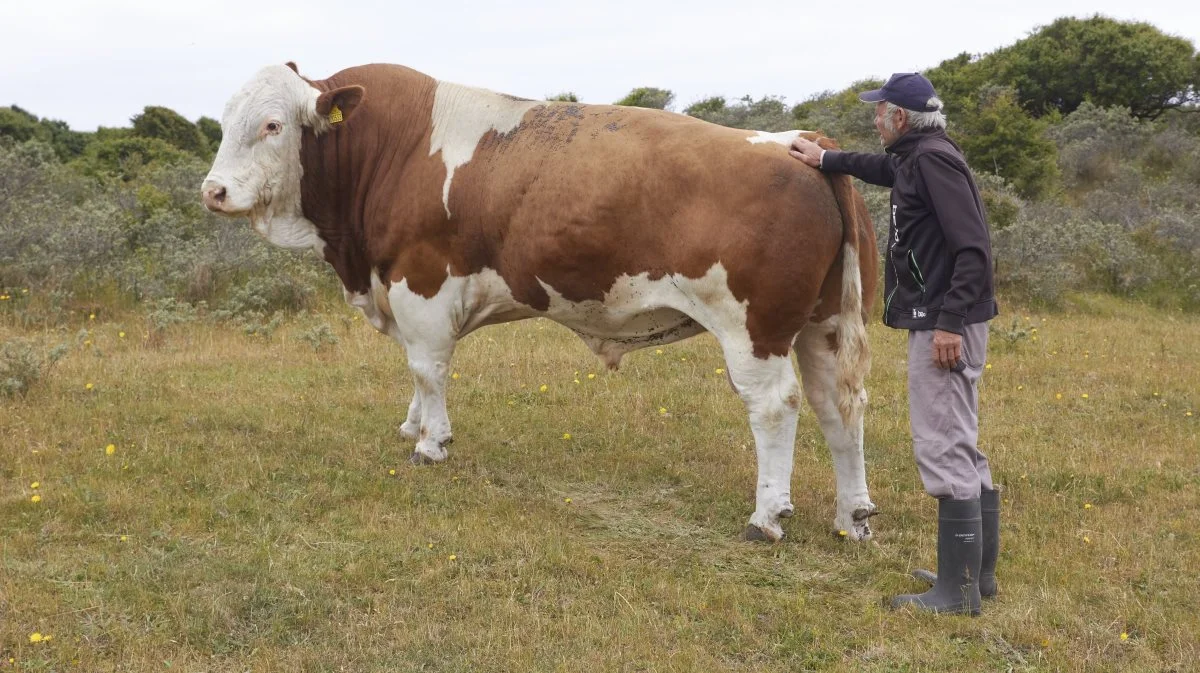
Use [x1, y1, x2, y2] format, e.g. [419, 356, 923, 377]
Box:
[399, 390, 422, 441]
[388, 281, 461, 465]
[405, 344, 455, 464]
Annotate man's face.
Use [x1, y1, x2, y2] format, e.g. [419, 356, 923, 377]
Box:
[873, 101, 906, 147]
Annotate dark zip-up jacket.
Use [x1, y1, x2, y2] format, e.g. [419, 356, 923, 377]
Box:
[821, 128, 998, 333]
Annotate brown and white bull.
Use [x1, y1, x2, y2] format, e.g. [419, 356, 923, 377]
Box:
[201, 62, 879, 542]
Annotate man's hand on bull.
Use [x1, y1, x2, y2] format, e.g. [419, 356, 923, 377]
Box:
[789, 137, 824, 168]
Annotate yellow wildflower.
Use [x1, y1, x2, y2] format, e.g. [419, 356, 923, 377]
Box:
[1017, 385, 1024, 391]
[388, 469, 396, 476]
[562, 433, 572, 440]
[1084, 503, 1092, 510]
[120, 535, 127, 542]
[448, 554, 457, 561]
[658, 407, 668, 415]
[106, 444, 116, 455]
[85, 382, 94, 390]
[88, 313, 95, 320]
[1120, 632, 1129, 642]
[837, 530, 848, 537]
[119, 331, 126, 338]
[715, 368, 725, 375]
[655, 349, 663, 355]
[30, 481, 39, 489]
[985, 363, 993, 370]
[451, 372, 460, 380]
[1081, 394, 1089, 399]
[564, 497, 572, 504]
[539, 384, 548, 393]
[573, 379, 580, 384]
[1083, 536, 1091, 544]
[29, 633, 43, 643]
[587, 373, 596, 379]
[428, 543, 433, 549]
[30, 495, 41, 503]
[1055, 393, 1062, 400]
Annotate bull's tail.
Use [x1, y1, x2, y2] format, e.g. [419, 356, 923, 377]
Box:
[826, 164, 871, 426]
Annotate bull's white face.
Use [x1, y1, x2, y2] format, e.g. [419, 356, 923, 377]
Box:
[201, 64, 325, 249]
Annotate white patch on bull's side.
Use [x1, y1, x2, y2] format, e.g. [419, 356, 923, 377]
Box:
[746, 129, 809, 146]
[429, 82, 539, 218]
[203, 65, 325, 252]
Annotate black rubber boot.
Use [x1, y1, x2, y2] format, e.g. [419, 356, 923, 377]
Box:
[891, 497, 982, 616]
[912, 488, 999, 597]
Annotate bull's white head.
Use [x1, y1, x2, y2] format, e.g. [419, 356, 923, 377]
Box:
[201, 63, 363, 249]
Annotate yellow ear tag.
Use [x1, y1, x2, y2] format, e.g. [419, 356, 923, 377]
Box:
[328, 104, 344, 124]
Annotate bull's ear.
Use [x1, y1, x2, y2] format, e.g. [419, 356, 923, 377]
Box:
[285, 61, 300, 74]
[316, 85, 365, 126]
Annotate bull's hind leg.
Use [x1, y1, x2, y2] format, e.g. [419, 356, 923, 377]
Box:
[721, 347, 804, 542]
[794, 318, 877, 541]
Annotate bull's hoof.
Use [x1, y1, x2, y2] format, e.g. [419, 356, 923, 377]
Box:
[408, 451, 437, 465]
[850, 504, 879, 540]
[742, 524, 784, 543]
[779, 503, 795, 518]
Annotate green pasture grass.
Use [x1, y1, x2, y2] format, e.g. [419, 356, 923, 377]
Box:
[2, 295, 1197, 671]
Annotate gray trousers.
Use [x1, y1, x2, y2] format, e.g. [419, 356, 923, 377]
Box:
[907, 322, 994, 500]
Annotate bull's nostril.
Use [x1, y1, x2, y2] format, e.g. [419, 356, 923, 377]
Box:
[213, 187, 226, 203]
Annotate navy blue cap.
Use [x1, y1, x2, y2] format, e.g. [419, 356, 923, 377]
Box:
[858, 73, 940, 111]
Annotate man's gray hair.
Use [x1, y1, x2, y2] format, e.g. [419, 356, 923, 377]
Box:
[885, 98, 947, 131]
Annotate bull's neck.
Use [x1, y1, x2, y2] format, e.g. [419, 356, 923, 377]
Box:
[299, 66, 437, 294]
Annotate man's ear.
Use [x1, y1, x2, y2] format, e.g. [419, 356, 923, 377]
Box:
[316, 86, 366, 126]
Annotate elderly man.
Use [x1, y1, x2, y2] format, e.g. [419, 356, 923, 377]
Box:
[791, 73, 1000, 616]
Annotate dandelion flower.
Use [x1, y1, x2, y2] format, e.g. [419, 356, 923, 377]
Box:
[1187, 411, 1194, 417]
[85, 383, 94, 391]
[658, 407, 668, 415]
[564, 497, 572, 504]
[1031, 328, 1038, 334]
[88, 313, 95, 320]
[838, 530, 848, 537]
[30, 481, 39, 489]
[105, 444, 116, 455]
[985, 363, 993, 370]
[1055, 393, 1062, 400]
[655, 349, 663, 355]
[587, 373, 596, 379]
[29, 633, 43, 643]
[562, 433, 572, 440]
[1120, 632, 1129, 642]
[1083, 536, 1091, 544]
[119, 331, 126, 338]
[573, 379, 580, 384]
[451, 372, 460, 380]
[1084, 503, 1092, 510]
[388, 469, 396, 476]
[428, 543, 434, 549]
[448, 554, 457, 561]
[1017, 385, 1024, 391]
[30, 495, 41, 503]
[1041, 638, 1050, 648]
[715, 368, 725, 375]
[1081, 394, 1089, 399]
[539, 384, 548, 393]
[680, 357, 688, 361]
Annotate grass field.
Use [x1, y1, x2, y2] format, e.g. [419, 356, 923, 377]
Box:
[2, 294, 1198, 672]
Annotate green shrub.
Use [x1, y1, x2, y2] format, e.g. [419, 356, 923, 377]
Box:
[1, 337, 68, 398]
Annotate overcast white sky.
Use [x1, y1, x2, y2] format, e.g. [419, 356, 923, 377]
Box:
[3, 0, 1198, 131]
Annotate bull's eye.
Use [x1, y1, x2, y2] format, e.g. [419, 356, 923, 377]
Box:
[265, 121, 282, 135]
